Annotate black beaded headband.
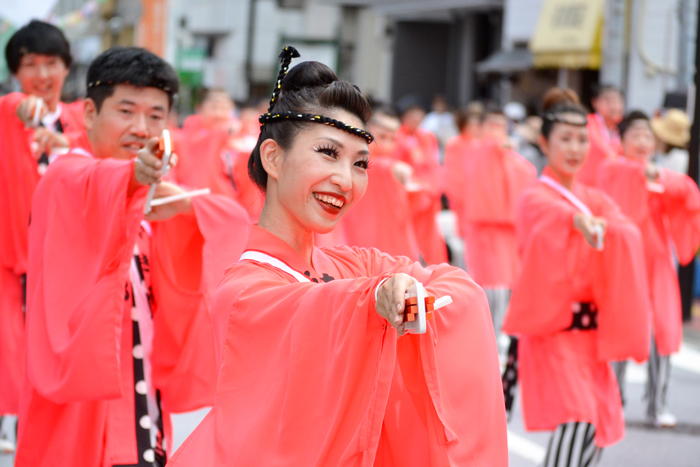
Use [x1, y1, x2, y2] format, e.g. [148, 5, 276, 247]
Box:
[86, 80, 173, 93]
[543, 112, 587, 127]
[260, 112, 374, 144]
[259, 46, 374, 145]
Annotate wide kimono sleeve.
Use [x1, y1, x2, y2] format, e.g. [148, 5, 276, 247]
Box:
[26, 155, 147, 404]
[504, 188, 582, 335]
[588, 191, 651, 362]
[443, 138, 466, 216]
[504, 186, 650, 362]
[150, 195, 250, 413]
[175, 264, 396, 466]
[597, 158, 649, 225]
[351, 248, 508, 466]
[462, 143, 536, 224]
[0, 92, 39, 274]
[659, 169, 700, 265]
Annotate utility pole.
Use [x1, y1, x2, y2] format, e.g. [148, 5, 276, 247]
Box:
[245, 0, 258, 99]
[679, 4, 700, 323]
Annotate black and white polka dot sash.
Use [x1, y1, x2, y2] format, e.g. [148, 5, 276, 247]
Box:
[116, 240, 165, 467]
[567, 302, 598, 331]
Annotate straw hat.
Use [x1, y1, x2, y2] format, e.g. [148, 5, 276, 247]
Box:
[651, 109, 691, 148]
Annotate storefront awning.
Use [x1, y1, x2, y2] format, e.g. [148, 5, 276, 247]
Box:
[529, 0, 603, 69]
[476, 48, 533, 74]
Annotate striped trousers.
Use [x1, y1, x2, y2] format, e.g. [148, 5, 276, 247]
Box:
[543, 422, 602, 467]
[484, 288, 511, 360]
[613, 336, 671, 420]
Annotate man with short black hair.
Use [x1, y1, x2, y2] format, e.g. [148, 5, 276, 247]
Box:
[0, 20, 84, 452]
[16, 46, 250, 467]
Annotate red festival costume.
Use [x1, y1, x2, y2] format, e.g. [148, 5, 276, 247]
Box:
[443, 134, 475, 238]
[598, 158, 700, 355]
[0, 93, 84, 414]
[395, 125, 447, 265]
[170, 126, 264, 221]
[503, 167, 651, 447]
[16, 140, 250, 467]
[576, 114, 622, 186]
[169, 225, 508, 466]
[336, 156, 422, 261]
[445, 139, 536, 288]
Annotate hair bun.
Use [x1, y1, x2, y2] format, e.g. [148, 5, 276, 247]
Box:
[281, 61, 338, 94]
[542, 87, 581, 112]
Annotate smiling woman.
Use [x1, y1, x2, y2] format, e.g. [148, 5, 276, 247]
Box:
[167, 47, 508, 466]
[502, 89, 652, 466]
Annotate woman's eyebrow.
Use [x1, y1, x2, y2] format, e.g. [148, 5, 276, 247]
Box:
[317, 136, 344, 148]
[317, 136, 368, 155]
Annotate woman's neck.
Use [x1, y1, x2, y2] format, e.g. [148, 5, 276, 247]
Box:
[258, 201, 315, 266]
[547, 164, 575, 190]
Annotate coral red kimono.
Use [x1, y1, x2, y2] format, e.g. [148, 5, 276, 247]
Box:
[0, 93, 84, 414]
[447, 139, 536, 288]
[170, 127, 264, 221]
[16, 142, 250, 467]
[443, 135, 476, 237]
[395, 126, 447, 265]
[337, 157, 421, 261]
[503, 167, 651, 447]
[576, 114, 622, 186]
[169, 127, 236, 197]
[225, 147, 265, 221]
[169, 225, 508, 466]
[598, 158, 700, 355]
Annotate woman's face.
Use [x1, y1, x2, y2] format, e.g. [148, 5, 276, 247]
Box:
[270, 110, 370, 234]
[540, 112, 590, 178]
[621, 120, 655, 161]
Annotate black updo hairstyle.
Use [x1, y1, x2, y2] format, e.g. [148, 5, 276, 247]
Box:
[248, 60, 372, 193]
[618, 110, 650, 138]
[540, 87, 588, 139]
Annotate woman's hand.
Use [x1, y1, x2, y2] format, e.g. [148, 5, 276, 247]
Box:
[375, 273, 418, 335]
[574, 213, 606, 249]
[392, 161, 414, 186]
[645, 161, 660, 182]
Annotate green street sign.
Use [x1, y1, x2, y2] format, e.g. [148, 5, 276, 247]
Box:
[177, 48, 206, 87]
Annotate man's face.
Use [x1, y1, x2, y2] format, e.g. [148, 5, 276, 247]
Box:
[84, 84, 169, 160]
[401, 108, 425, 133]
[14, 53, 69, 104]
[200, 91, 234, 130]
[368, 124, 397, 157]
[482, 114, 509, 144]
[592, 90, 624, 126]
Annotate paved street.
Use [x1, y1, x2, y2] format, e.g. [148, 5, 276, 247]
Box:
[2, 335, 699, 466]
[508, 339, 700, 467]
